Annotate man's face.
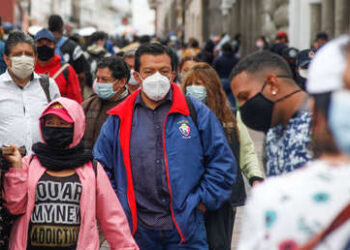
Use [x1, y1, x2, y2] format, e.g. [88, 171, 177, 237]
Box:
[134, 53, 172, 84]
[96, 67, 124, 91]
[35, 38, 55, 49]
[231, 71, 266, 107]
[124, 56, 135, 70]
[4, 42, 36, 67]
[231, 71, 283, 127]
[180, 60, 197, 74]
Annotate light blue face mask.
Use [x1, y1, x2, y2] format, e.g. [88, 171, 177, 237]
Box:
[96, 81, 117, 100]
[186, 85, 207, 102]
[329, 90, 350, 154]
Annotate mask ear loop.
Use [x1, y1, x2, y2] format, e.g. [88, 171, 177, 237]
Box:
[113, 79, 127, 96]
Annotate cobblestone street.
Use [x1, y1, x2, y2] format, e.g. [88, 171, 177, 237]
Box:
[231, 130, 265, 250]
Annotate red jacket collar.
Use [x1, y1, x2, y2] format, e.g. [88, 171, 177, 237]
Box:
[108, 83, 190, 118]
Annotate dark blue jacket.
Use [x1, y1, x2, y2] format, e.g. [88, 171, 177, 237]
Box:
[213, 52, 239, 79]
[93, 83, 236, 242]
[0, 41, 6, 75]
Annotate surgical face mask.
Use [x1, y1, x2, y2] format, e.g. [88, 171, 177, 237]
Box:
[96, 81, 119, 100]
[141, 72, 171, 102]
[10, 55, 35, 79]
[256, 40, 264, 48]
[178, 72, 184, 83]
[329, 90, 350, 154]
[186, 85, 207, 103]
[128, 69, 139, 86]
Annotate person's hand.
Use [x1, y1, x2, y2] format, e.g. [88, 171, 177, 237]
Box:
[197, 203, 206, 213]
[2, 145, 22, 169]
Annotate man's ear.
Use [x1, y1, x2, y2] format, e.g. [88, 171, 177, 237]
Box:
[265, 74, 279, 97]
[113, 78, 127, 91]
[3, 54, 11, 67]
[134, 71, 142, 85]
[171, 71, 176, 82]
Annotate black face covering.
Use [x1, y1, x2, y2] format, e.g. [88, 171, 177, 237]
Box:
[296, 73, 307, 91]
[37, 45, 55, 61]
[240, 79, 302, 133]
[42, 127, 74, 148]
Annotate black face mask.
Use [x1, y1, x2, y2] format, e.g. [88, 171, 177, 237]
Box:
[42, 127, 74, 148]
[296, 73, 307, 91]
[240, 79, 302, 132]
[37, 45, 55, 61]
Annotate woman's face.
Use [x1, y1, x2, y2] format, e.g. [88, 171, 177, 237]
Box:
[44, 115, 73, 128]
[181, 60, 197, 74]
[186, 77, 205, 87]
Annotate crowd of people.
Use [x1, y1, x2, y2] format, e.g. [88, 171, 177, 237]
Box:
[0, 12, 349, 250]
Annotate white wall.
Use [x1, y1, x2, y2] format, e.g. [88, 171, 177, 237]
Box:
[185, 0, 203, 44]
[132, 0, 156, 35]
[289, 0, 321, 50]
[30, 0, 53, 26]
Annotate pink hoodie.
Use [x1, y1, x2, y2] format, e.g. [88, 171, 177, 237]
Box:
[4, 97, 139, 250]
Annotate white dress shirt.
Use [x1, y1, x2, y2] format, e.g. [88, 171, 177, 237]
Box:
[0, 70, 60, 153]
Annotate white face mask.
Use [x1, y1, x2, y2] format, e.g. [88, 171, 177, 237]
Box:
[128, 69, 139, 86]
[256, 40, 264, 48]
[298, 69, 308, 79]
[10, 55, 35, 79]
[141, 72, 171, 102]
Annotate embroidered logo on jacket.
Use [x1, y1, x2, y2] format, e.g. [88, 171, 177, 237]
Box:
[179, 123, 191, 138]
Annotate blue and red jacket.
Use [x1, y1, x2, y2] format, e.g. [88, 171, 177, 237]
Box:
[93, 83, 236, 242]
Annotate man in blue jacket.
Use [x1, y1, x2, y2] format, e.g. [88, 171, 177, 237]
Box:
[93, 43, 236, 249]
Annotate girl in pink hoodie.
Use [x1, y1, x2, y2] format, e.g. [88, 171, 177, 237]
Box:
[3, 97, 139, 250]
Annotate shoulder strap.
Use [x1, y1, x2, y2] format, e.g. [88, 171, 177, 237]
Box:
[185, 96, 197, 127]
[300, 202, 350, 250]
[92, 160, 98, 177]
[39, 75, 51, 103]
[29, 154, 36, 164]
[53, 63, 70, 80]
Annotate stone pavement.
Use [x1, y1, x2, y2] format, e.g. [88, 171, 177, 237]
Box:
[231, 129, 265, 250]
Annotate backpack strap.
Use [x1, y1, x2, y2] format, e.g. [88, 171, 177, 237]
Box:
[92, 159, 98, 177]
[185, 96, 197, 127]
[29, 154, 36, 164]
[300, 202, 350, 250]
[39, 75, 51, 103]
[53, 63, 70, 81]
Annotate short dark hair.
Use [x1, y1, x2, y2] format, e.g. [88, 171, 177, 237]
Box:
[222, 42, 233, 53]
[48, 15, 64, 33]
[89, 31, 108, 45]
[316, 32, 329, 41]
[5, 31, 36, 56]
[195, 51, 213, 65]
[97, 56, 130, 82]
[230, 50, 293, 81]
[134, 43, 173, 72]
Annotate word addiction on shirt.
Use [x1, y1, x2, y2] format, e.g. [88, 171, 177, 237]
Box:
[28, 173, 82, 249]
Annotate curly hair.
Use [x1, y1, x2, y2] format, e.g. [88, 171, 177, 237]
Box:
[181, 62, 239, 139]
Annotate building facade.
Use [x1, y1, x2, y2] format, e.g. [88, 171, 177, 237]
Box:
[0, 0, 30, 31]
[153, 0, 350, 55]
[1, 0, 131, 35]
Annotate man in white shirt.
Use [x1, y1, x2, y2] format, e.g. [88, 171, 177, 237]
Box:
[0, 31, 60, 153]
